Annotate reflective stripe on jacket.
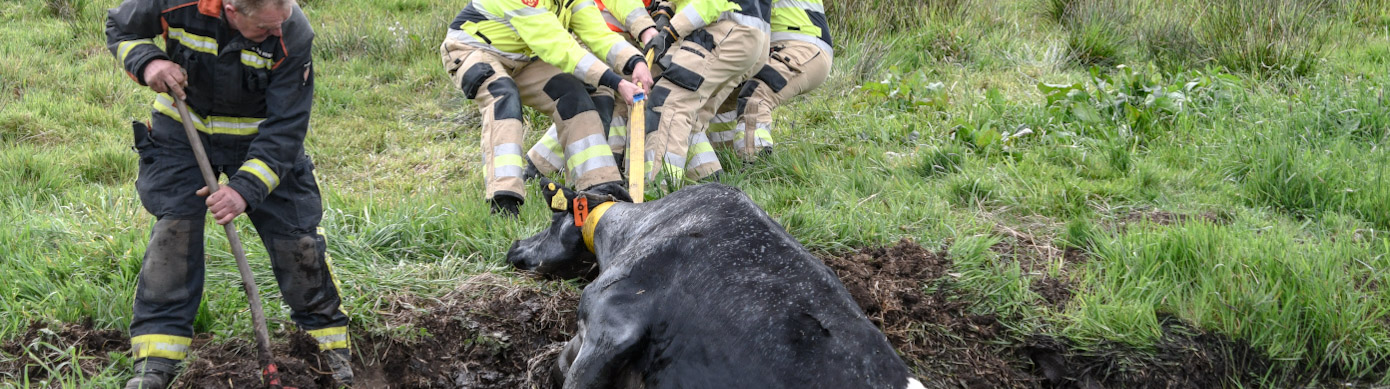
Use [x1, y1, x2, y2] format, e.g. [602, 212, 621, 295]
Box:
[105, 0, 315, 210]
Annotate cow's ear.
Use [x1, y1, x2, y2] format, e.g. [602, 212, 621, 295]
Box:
[540, 177, 579, 213]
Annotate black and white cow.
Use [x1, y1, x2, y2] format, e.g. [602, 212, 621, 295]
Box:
[507, 179, 925, 389]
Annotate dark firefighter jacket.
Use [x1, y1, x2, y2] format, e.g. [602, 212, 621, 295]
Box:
[106, 0, 314, 211]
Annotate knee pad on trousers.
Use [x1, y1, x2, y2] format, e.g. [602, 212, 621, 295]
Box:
[544, 75, 597, 120]
[662, 64, 705, 92]
[752, 64, 787, 93]
[138, 218, 202, 304]
[267, 235, 336, 317]
[644, 86, 672, 134]
[487, 78, 523, 120]
[460, 63, 496, 100]
[592, 94, 615, 132]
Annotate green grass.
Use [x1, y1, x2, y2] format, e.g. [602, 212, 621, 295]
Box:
[2, 0, 1389, 386]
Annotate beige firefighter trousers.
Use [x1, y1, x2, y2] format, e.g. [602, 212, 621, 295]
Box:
[442, 39, 622, 201]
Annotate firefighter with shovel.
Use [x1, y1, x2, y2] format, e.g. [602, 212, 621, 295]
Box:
[106, 0, 352, 387]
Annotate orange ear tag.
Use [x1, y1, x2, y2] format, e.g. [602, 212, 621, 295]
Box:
[573, 197, 590, 227]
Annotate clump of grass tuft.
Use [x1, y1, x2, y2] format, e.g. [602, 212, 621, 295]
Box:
[830, 0, 968, 37]
[1197, 0, 1334, 77]
[42, 0, 87, 21]
[916, 144, 966, 178]
[0, 147, 74, 197]
[78, 147, 137, 186]
[947, 176, 1001, 206]
[1058, 0, 1133, 67]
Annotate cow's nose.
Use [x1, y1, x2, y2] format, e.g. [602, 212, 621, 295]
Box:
[506, 240, 532, 270]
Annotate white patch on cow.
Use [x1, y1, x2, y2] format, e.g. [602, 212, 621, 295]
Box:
[906, 377, 925, 389]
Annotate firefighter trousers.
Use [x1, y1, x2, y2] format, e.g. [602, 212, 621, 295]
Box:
[441, 39, 622, 200]
[642, 20, 769, 184]
[127, 115, 349, 362]
[706, 39, 833, 161]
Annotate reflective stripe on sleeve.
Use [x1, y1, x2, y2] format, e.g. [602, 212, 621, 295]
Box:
[572, 0, 597, 13]
[238, 158, 280, 192]
[131, 334, 192, 360]
[574, 54, 600, 78]
[307, 326, 350, 351]
[775, 0, 824, 13]
[117, 39, 156, 63]
[503, 6, 547, 19]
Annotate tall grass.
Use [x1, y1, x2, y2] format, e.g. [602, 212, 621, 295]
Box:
[1069, 221, 1390, 380]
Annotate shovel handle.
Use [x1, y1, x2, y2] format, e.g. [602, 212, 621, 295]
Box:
[173, 98, 276, 365]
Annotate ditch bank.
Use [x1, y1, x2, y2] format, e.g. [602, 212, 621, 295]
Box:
[2, 240, 1293, 388]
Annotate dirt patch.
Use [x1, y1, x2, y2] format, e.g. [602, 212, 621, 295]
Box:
[988, 225, 1085, 312]
[1029, 276, 1074, 311]
[0, 319, 127, 384]
[175, 273, 579, 388]
[821, 238, 1035, 388]
[1022, 315, 1276, 388]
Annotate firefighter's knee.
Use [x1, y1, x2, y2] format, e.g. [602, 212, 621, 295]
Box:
[487, 78, 523, 121]
[138, 218, 202, 304]
[544, 75, 597, 120]
[268, 234, 331, 313]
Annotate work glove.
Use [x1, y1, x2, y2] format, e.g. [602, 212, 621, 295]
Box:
[644, 27, 678, 66]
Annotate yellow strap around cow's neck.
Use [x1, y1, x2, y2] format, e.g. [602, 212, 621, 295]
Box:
[582, 201, 616, 253]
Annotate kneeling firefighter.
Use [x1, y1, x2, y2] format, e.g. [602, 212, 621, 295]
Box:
[441, 0, 654, 215]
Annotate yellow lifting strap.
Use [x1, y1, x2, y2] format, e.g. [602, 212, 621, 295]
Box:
[628, 48, 655, 203]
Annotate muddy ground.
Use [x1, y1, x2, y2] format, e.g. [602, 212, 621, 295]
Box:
[3, 239, 1287, 388]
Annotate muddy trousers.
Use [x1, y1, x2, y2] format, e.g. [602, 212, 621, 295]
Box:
[705, 39, 832, 160]
[128, 115, 350, 362]
[643, 20, 769, 183]
[442, 40, 621, 201]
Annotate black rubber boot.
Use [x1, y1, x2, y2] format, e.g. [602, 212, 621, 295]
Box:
[124, 357, 178, 389]
[325, 348, 354, 387]
[522, 156, 542, 182]
[583, 181, 633, 203]
[489, 193, 524, 217]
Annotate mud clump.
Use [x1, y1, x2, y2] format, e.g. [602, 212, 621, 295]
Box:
[822, 238, 1034, 388]
[175, 273, 580, 388]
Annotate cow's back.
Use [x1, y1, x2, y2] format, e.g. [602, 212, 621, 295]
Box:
[606, 184, 912, 388]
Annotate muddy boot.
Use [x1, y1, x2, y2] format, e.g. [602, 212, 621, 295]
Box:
[325, 348, 354, 387]
[489, 193, 523, 217]
[584, 181, 632, 203]
[124, 357, 177, 389]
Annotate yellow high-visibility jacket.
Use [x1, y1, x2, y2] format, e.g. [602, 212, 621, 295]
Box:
[596, 0, 655, 42]
[448, 0, 645, 89]
[667, 0, 770, 37]
[771, 0, 832, 55]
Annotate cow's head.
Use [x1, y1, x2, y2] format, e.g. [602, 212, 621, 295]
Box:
[506, 178, 616, 279]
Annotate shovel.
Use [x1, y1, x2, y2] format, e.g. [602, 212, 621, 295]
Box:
[173, 97, 288, 389]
